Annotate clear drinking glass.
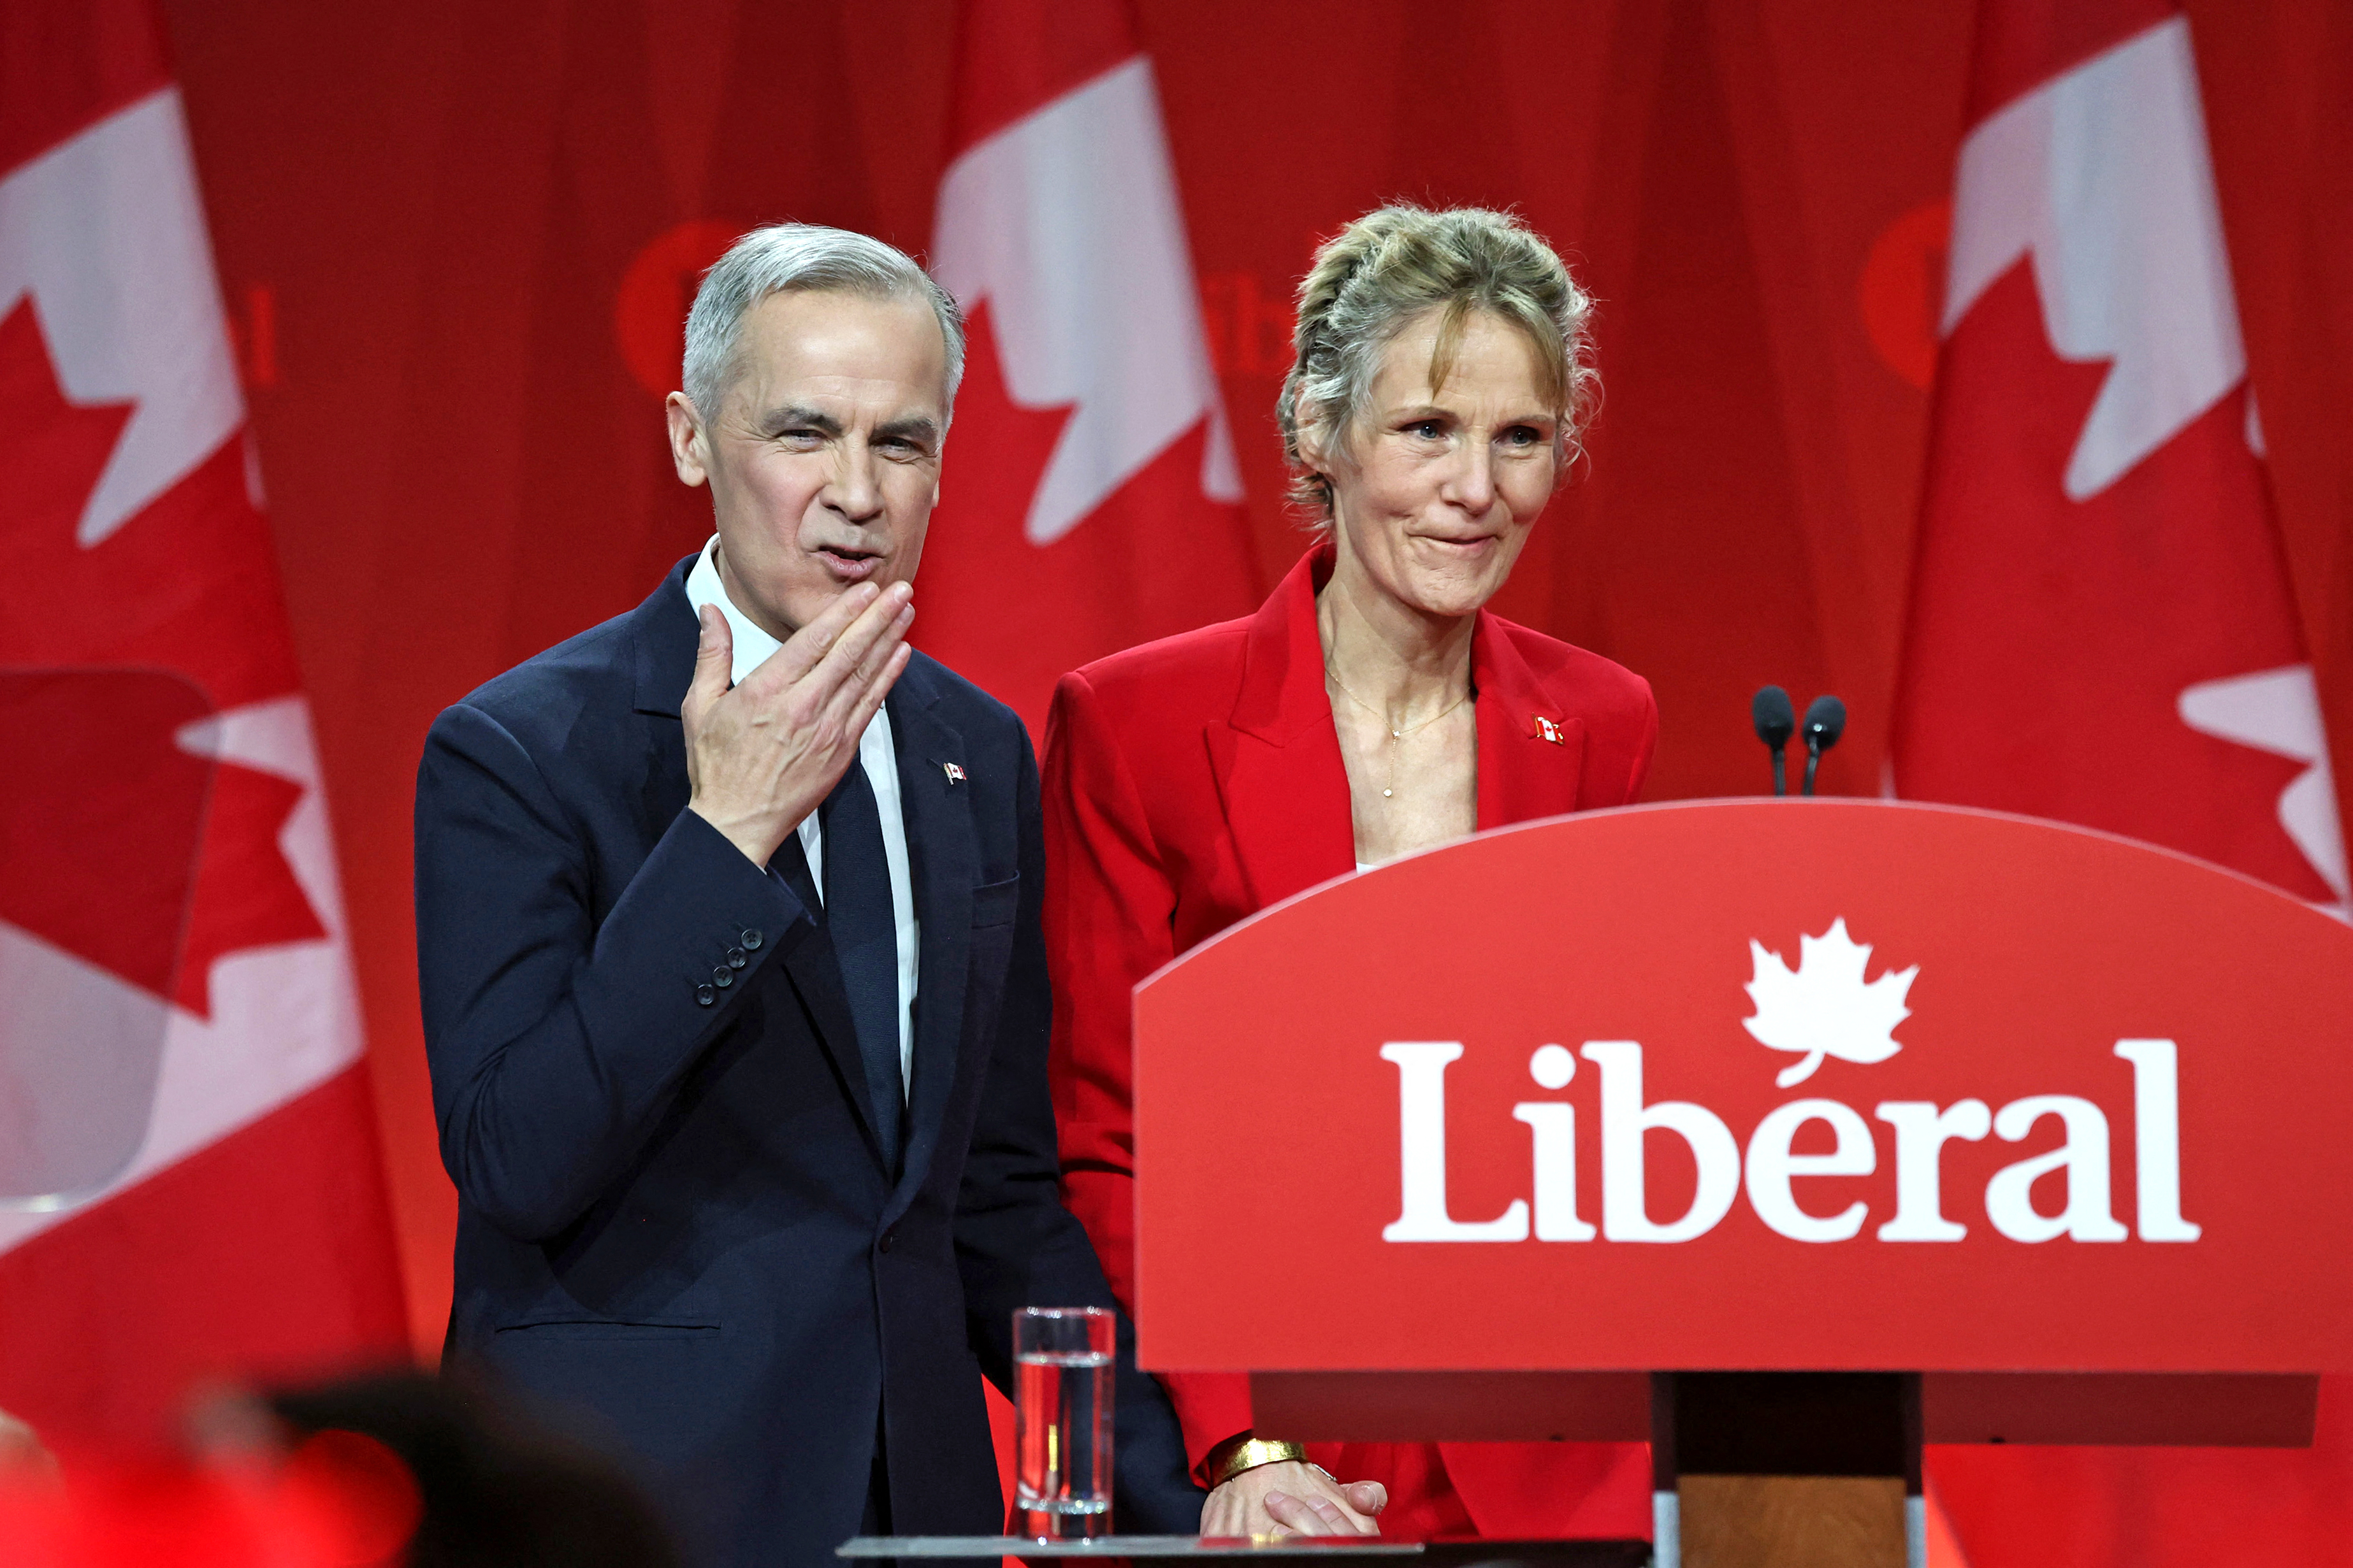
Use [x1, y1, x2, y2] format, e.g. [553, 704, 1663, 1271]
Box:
[1013, 1306, 1115, 1539]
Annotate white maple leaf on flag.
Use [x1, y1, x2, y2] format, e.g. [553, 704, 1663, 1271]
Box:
[1742, 917, 1918, 1088]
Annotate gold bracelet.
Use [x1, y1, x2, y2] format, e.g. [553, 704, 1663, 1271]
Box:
[1206, 1434, 1307, 1488]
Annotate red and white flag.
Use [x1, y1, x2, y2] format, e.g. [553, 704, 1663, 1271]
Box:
[1895, 2, 2351, 1562]
[916, 0, 1261, 737]
[1893, 0, 2343, 906]
[0, 0, 405, 1445]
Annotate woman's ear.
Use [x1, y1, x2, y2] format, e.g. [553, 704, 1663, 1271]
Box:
[1293, 405, 1340, 484]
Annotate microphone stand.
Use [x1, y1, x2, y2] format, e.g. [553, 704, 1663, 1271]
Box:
[1752, 686, 1795, 797]
[1799, 694, 1846, 798]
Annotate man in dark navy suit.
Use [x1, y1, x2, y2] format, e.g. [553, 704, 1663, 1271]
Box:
[411, 226, 1363, 1567]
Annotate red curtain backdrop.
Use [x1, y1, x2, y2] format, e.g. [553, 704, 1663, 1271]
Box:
[148, 0, 2352, 1427]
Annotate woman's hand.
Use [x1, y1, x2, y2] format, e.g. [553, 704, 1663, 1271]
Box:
[1200, 1460, 1387, 1537]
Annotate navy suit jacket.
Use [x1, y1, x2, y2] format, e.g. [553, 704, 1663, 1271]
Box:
[414, 557, 1203, 1567]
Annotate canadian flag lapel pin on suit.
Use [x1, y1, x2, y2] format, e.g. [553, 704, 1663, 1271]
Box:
[942, 762, 967, 784]
[1531, 716, 1567, 745]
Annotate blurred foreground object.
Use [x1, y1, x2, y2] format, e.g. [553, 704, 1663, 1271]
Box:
[0, 1418, 417, 1567]
[261, 1369, 681, 1568]
[0, 1369, 679, 1567]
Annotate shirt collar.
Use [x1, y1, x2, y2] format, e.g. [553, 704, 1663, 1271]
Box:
[684, 535, 783, 687]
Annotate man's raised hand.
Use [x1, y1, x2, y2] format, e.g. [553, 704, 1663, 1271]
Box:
[683, 582, 915, 868]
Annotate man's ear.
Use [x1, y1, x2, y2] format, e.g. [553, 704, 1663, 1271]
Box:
[665, 392, 710, 487]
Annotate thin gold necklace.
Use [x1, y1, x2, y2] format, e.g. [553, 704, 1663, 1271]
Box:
[1326, 668, 1472, 800]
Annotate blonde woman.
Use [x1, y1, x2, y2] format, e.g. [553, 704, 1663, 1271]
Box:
[1043, 207, 1658, 1539]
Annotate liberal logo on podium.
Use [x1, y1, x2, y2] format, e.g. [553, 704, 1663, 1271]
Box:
[1132, 803, 2353, 1375]
[1742, 918, 1915, 1087]
[1379, 916, 2197, 1249]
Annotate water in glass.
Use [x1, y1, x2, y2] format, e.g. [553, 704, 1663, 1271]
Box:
[1013, 1306, 1115, 1539]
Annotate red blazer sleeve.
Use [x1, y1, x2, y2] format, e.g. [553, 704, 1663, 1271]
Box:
[1624, 684, 1660, 804]
[1042, 669, 1254, 1478]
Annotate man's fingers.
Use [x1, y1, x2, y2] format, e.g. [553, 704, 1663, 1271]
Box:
[758, 582, 881, 690]
[848, 601, 915, 694]
[804, 582, 912, 697]
[822, 584, 914, 693]
[840, 643, 913, 740]
[684, 603, 732, 726]
[813, 642, 911, 778]
[819, 603, 914, 731]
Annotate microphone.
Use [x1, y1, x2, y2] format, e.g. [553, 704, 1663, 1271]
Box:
[1751, 686, 1795, 796]
[1800, 694, 1846, 797]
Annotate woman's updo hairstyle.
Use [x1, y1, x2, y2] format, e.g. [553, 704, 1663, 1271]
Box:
[1277, 205, 1597, 521]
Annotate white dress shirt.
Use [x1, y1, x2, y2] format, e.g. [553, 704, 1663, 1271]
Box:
[685, 537, 918, 1096]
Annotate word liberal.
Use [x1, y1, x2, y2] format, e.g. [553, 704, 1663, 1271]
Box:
[1380, 919, 2197, 1248]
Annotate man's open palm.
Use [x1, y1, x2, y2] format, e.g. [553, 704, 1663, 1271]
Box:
[683, 581, 914, 867]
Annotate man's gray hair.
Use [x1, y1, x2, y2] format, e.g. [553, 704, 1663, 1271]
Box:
[681, 223, 967, 421]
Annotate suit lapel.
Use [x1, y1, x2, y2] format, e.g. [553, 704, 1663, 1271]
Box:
[627, 558, 891, 1170]
[1472, 612, 1587, 830]
[1209, 727, 1356, 907]
[884, 672, 973, 1207]
[1210, 549, 1358, 906]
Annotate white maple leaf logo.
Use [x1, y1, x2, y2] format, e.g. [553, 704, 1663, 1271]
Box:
[1742, 918, 1918, 1088]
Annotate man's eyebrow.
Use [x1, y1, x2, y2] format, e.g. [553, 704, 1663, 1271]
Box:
[757, 405, 842, 437]
[874, 415, 943, 446]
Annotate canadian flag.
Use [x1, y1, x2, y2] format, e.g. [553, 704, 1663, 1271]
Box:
[1893, 1, 2352, 1563]
[1893, 0, 2344, 906]
[915, 0, 1261, 737]
[0, 0, 405, 1445]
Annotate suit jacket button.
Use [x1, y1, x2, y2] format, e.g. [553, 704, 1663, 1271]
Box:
[726, 946, 747, 970]
[878, 1228, 895, 1254]
[741, 928, 764, 951]
[695, 983, 716, 1007]
[713, 966, 733, 989]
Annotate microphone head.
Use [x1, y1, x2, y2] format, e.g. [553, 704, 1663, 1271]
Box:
[1803, 694, 1848, 749]
[1751, 685, 1795, 749]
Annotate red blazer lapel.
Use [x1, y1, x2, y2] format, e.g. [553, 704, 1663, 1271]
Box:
[1473, 610, 1586, 830]
[1208, 549, 1356, 908]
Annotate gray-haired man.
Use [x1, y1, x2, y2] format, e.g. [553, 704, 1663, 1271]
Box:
[414, 226, 1302, 1565]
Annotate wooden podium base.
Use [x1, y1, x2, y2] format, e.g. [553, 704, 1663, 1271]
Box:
[837, 1539, 1649, 1564]
[1677, 1477, 1908, 1568]
[1655, 1373, 1922, 1568]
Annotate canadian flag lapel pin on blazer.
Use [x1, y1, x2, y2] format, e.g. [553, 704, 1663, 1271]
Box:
[942, 762, 967, 784]
[1531, 716, 1568, 745]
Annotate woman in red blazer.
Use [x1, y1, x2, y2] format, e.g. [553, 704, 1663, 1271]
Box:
[1043, 207, 1659, 1541]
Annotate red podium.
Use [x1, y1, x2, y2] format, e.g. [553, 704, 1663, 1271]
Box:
[1132, 800, 2353, 1566]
